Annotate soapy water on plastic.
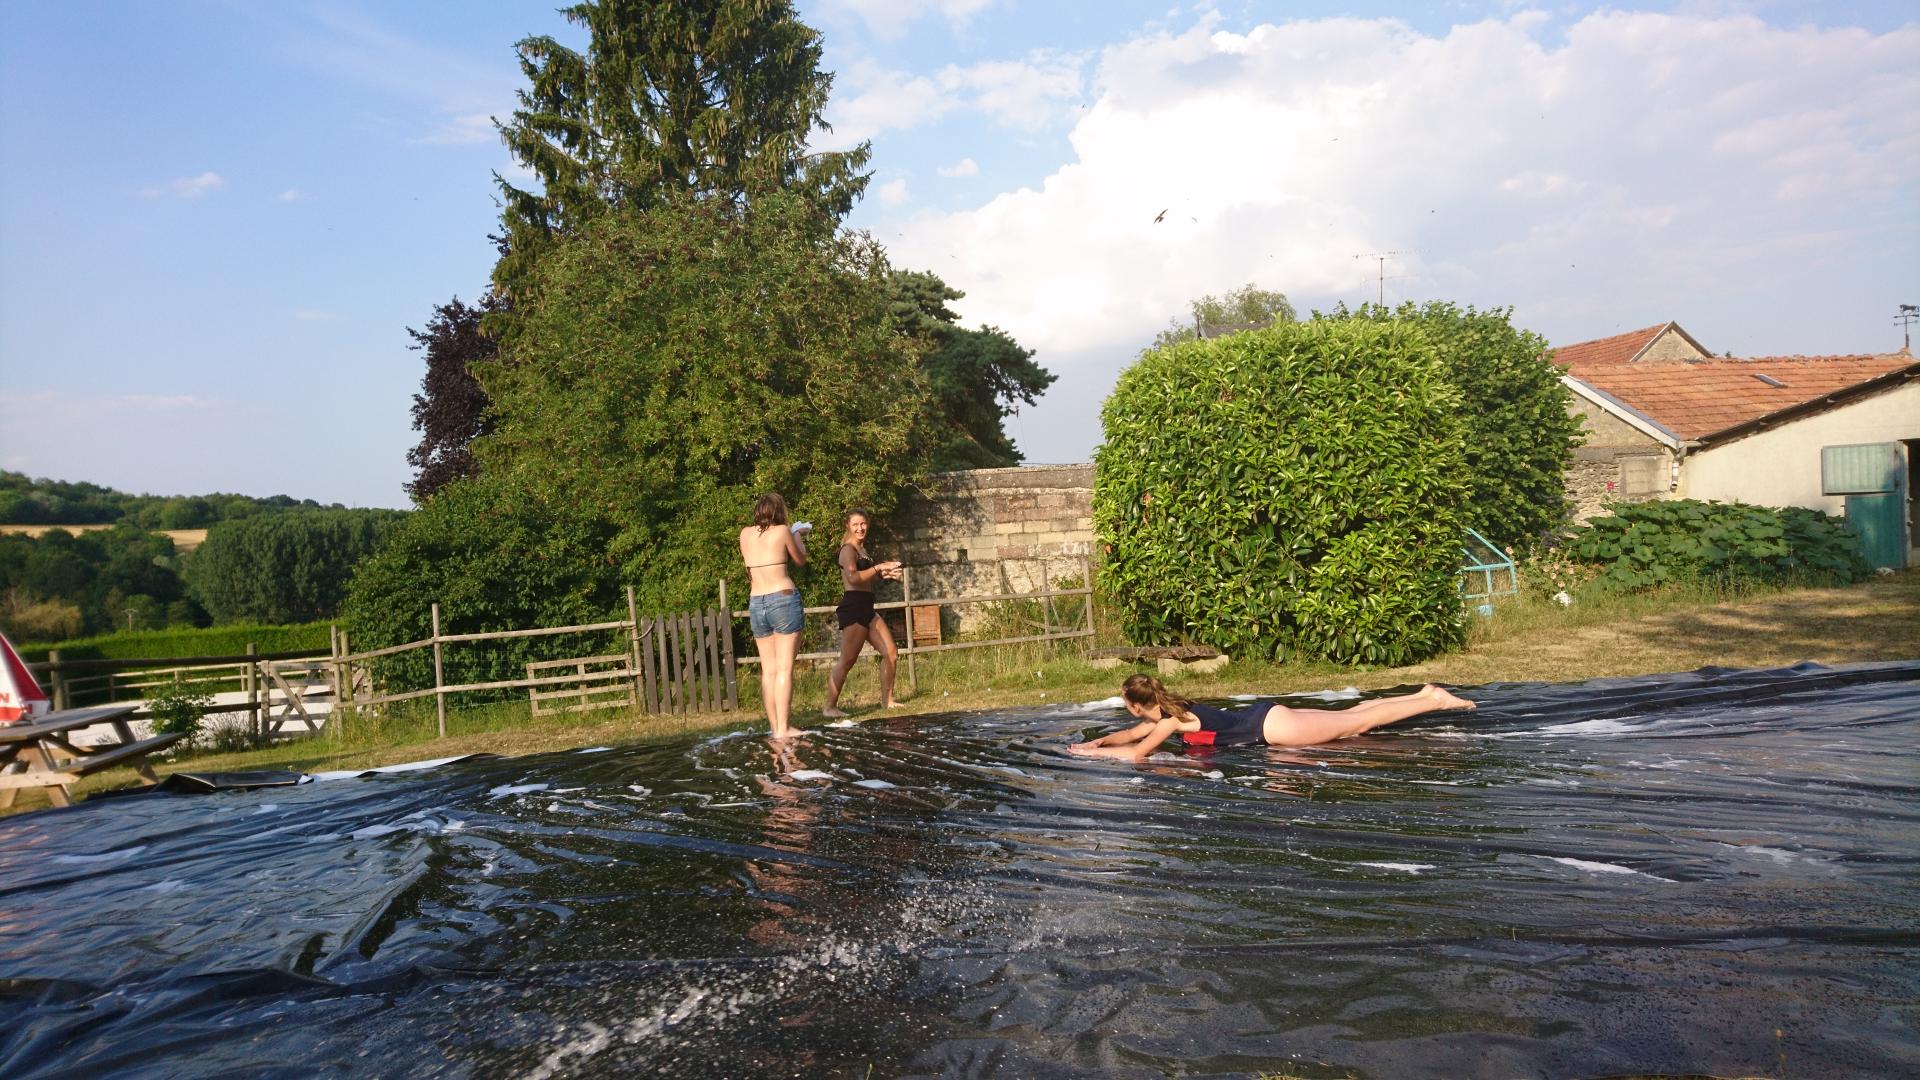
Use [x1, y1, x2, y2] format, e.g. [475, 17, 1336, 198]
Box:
[1, 661, 1916, 1078]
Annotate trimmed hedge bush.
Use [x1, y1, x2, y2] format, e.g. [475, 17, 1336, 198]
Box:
[1317, 301, 1583, 552]
[1094, 319, 1472, 665]
[1571, 499, 1871, 590]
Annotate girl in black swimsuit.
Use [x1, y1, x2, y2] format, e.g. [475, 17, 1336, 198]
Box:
[1071, 673, 1475, 759]
[821, 508, 903, 718]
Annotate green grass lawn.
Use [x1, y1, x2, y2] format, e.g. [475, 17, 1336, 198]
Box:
[11, 572, 1916, 816]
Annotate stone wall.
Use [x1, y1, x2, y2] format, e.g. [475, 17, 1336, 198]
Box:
[1640, 328, 1711, 362]
[1567, 446, 1672, 523]
[1564, 391, 1675, 523]
[876, 464, 1095, 632]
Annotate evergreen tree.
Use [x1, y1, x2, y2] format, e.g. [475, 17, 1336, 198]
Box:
[492, 0, 869, 295]
[889, 270, 1056, 470]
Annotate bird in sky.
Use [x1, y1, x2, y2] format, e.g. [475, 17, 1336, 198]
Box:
[1153, 209, 1167, 224]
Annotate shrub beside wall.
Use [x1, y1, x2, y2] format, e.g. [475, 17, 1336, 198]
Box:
[1095, 319, 1472, 665]
[1570, 499, 1872, 590]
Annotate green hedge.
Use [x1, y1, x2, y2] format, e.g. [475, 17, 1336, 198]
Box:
[1094, 319, 1471, 665]
[1316, 301, 1582, 551]
[18, 622, 332, 663]
[1571, 499, 1871, 590]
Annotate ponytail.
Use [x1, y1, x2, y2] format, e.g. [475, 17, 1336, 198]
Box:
[1121, 673, 1192, 719]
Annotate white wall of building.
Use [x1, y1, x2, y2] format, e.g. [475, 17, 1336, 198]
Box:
[1679, 380, 1917, 512]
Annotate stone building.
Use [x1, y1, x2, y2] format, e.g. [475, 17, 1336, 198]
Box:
[1553, 322, 1917, 567]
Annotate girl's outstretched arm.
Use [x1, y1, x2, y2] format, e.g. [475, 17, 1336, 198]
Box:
[1071, 718, 1183, 760]
[1074, 720, 1155, 750]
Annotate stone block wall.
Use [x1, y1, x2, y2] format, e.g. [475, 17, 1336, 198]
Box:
[876, 464, 1095, 632]
[1567, 446, 1672, 523]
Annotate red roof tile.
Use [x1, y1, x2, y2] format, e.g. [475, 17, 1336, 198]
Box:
[1569, 354, 1916, 441]
[1552, 323, 1670, 369]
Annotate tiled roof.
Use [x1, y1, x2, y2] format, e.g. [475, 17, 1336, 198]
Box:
[1551, 323, 1670, 369]
[1568, 354, 1917, 441]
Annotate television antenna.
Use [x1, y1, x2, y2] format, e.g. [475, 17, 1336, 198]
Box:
[1352, 251, 1406, 307]
[1897, 303, 1919, 351]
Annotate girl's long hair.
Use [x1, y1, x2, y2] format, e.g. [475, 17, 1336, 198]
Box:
[1121, 674, 1193, 719]
[752, 493, 789, 530]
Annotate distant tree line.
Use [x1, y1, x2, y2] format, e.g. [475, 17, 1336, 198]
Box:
[0, 509, 405, 643]
[0, 471, 345, 528]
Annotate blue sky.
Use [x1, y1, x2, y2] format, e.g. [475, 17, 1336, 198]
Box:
[1, 1, 1915, 509]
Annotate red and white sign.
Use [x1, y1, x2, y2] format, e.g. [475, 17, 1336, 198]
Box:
[0, 631, 51, 724]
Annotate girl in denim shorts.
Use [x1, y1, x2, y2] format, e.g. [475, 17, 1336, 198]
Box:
[740, 493, 811, 739]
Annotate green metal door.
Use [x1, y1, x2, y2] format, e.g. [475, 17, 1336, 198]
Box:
[1824, 443, 1907, 570]
[1845, 493, 1907, 570]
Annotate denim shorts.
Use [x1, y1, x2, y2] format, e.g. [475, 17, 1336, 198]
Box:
[748, 589, 805, 638]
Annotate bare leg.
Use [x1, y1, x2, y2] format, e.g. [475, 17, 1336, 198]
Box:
[751, 633, 780, 737]
[822, 623, 870, 718]
[866, 616, 900, 707]
[1262, 685, 1474, 747]
[763, 630, 800, 738]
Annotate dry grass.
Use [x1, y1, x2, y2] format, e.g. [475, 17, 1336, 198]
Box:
[10, 572, 1915, 816]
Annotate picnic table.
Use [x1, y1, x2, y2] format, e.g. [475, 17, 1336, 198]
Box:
[0, 704, 185, 809]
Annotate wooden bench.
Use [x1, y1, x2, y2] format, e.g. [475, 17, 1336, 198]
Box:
[0, 704, 184, 809]
[46, 734, 187, 776]
[1087, 645, 1231, 675]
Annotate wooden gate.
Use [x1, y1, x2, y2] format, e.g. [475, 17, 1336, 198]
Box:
[259, 658, 335, 735]
[526, 654, 636, 717]
[519, 608, 737, 718]
[636, 609, 736, 715]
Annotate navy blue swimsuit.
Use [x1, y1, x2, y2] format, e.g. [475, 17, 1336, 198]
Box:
[1182, 702, 1271, 747]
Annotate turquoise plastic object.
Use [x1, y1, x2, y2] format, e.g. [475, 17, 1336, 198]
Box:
[1460, 527, 1517, 612]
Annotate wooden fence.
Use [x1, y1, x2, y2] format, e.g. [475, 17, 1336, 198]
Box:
[326, 591, 738, 737]
[26, 648, 331, 736]
[22, 562, 1094, 740]
[725, 555, 1097, 693]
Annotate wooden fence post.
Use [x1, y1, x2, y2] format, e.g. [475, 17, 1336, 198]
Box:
[245, 642, 259, 738]
[902, 565, 917, 694]
[718, 606, 737, 711]
[48, 650, 67, 711]
[626, 586, 643, 709]
[431, 603, 447, 738]
[1082, 554, 1096, 652]
[328, 625, 341, 706]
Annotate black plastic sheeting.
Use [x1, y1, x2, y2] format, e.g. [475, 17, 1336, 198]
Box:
[2, 661, 1916, 1079]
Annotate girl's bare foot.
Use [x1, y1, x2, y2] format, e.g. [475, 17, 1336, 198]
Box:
[1424, 685, 1476, 711]
[881, 699, 900, 710]
[820, 706, 849, 719]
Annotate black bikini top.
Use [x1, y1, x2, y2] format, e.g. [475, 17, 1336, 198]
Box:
[844, 544, 873, 572]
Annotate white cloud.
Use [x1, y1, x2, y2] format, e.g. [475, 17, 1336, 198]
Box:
[278, 188, 312, 202]
[820, 61, 954, 150]
[142, 172, 225, 199]
[883, 12, 1920, 369]
[938, 157, 980, 178]
[268, 8, 515, 148]
[823, 0, 998, 40]
[417, 112, 498, 146]
[937, 50, 1085, 131]
[822, 51, 1087, 149]
[291, 309, 340, 322]
[876, 178, 911, 206]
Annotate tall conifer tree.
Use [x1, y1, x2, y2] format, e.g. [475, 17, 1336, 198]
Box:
[492, 0, 869, 295]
